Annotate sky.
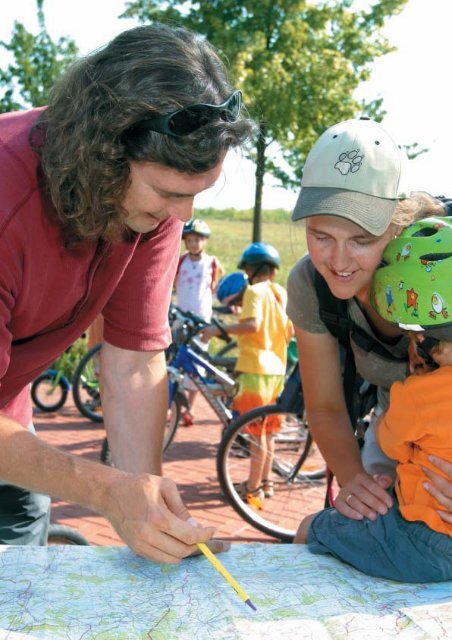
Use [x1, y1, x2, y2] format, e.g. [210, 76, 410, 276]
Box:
[1, 0, 451, 211]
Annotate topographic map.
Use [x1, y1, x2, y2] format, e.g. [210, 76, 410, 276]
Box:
[0, 543, 450, 639]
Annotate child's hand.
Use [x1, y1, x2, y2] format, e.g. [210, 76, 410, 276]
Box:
[199, 325, 220, 343]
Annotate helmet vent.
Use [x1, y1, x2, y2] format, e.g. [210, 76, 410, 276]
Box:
[419, 252, 452, 262]
[412, 228, 437, 237]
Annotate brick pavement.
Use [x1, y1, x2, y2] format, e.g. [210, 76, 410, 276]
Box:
[34, 396, 326, 546]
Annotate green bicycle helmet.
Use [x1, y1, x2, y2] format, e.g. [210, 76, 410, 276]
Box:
[182, 219, 211, 238]
[371, 216, 452, 339]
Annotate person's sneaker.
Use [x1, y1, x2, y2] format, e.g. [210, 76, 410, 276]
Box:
[235, 482, 264, 510]
[262, 479, 274, 498]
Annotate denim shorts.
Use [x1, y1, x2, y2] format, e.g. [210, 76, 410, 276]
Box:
[307, 500, 452, 583]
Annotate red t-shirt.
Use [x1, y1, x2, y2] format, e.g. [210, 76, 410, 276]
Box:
[0, 109, 182, 426]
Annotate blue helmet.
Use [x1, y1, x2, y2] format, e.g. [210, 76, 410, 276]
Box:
[182, 218, 211, 238]
[237, 242, 280, 269]
[217, 272, 248, 303]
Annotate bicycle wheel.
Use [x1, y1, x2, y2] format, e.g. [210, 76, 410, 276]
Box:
[217, 405, 326, 542]
[47, 524, 89, 545]
[100, 392, 182, 465]
[72, 344, 103, 423]
[31, 372, 69, 412]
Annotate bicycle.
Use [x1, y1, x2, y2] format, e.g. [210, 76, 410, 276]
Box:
[166, 306, 238, 432]
[47, 523, 89, 545]
[31, 350, 73, 412]
[216, 363, 375, 542]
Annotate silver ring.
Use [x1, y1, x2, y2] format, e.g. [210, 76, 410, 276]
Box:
[345, 493, 353, 505]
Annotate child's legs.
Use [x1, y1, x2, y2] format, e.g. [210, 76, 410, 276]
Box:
[262, 432, 275, 481]
[233, 374, 284, 491]
[305, 500, 452, 582]
[248, 434, 267, 491]
[294, 512, 318, 544]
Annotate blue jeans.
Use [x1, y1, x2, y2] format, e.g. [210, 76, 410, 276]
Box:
[307, 498, 452, 583]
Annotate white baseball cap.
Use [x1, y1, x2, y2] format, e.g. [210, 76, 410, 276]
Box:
[292, 117, 410, 235]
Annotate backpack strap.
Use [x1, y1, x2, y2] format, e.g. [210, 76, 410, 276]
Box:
[314, 271, 407, 362]
[314, 271, 350, 347]
[314, 271, 358, 429]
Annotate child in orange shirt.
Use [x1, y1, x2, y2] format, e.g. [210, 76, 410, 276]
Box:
[294, 217, 452, 582]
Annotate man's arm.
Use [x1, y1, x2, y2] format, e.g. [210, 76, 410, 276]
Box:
[99, 342, 168, 474]
[0, 411, 216, 563]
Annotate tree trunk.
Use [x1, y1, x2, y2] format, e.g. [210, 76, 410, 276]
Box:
[252, 121, 267, 243]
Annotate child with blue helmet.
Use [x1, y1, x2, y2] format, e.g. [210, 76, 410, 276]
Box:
[202, 242, 293, 507]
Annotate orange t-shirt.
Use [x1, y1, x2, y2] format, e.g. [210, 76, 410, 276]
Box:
[377, 367, 452, 535]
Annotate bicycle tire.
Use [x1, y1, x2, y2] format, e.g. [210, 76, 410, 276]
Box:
[47, 523, 89, 545]
[72, 344, 103, 423]
[100, 392, 182, 465]
[31, 373, 69, 412]
[217, 405, 326, 542]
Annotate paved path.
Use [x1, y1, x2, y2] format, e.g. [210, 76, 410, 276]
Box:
[34, 396, 325, 546]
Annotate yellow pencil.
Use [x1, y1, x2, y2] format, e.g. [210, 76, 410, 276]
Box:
[196, 543, 257, 611]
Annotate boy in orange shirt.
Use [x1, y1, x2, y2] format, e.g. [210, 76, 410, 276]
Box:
[294, 217, 452, 582]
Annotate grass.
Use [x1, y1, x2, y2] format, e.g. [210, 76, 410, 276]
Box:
[201, 217, 308, 287]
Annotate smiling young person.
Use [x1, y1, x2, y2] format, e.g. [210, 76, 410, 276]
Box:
[0, 24, 252, 560]
[287, 117, 452, 525]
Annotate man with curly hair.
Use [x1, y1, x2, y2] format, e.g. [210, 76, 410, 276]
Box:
[0, 24, 252, 562]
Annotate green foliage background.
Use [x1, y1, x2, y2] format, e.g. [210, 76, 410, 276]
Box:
[197, 209, 307, 287]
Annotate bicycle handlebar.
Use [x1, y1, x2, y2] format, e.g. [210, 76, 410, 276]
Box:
[170, 304, 232, 343]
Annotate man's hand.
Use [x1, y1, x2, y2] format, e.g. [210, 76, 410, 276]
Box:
[105, 471, 225, 563]
[334, 472, 393, 521]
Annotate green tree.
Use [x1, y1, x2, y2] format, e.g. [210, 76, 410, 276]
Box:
[0, 0, 78, 112]
[123, 0, 408, 240]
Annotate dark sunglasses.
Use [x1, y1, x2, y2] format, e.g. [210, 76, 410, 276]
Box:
[416, 336, 440, 368]
[135, 90, 242, 138]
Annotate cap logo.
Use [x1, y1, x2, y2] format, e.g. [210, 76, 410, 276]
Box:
[334, 149, 364, 176]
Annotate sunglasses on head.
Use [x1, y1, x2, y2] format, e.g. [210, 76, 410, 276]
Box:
[415, 335, 440, 368]
[135, 90, 242, 138]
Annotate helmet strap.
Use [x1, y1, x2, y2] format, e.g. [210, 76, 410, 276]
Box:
[248, 262, 267, 284]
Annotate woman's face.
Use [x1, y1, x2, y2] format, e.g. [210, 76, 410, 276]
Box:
[306, 215, 395, 300]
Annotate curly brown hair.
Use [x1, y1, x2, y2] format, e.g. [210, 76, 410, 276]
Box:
[31, 24, 254, 245]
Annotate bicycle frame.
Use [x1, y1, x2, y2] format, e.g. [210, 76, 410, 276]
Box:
[168, 343, 236, 427]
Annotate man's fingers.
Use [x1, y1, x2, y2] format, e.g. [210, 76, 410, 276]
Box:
[158, 477, 217, 546]
[189, 539, 231, 557]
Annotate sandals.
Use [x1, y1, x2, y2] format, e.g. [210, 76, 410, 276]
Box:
[235, 482, 264, 510]
[262, 479, 274, 498]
